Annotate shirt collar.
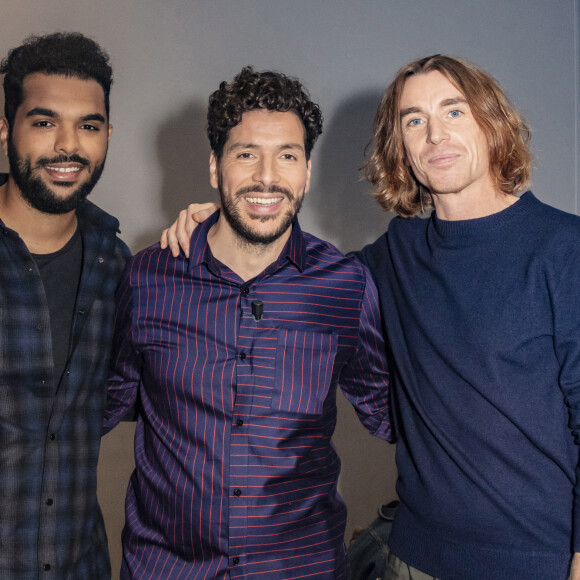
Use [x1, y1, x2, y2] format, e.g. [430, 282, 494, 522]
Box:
[188, 210, 307, 276]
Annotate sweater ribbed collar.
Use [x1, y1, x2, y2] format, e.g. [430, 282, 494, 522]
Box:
[431, 191, 535, 241]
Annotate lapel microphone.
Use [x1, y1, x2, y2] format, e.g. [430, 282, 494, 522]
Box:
[252, 300, 264, 321]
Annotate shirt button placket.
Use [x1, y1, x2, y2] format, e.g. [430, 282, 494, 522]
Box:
[234, 282, 250, 573]
[231, 487, 243, 570]
[240, 285, 252, 320]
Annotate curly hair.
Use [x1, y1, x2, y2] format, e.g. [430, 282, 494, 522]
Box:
[1, 32, 113, 128]
[207, 66, 323, 160]
[364, 55, 532, 217]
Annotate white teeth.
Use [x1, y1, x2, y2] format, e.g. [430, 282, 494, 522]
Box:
[46, 166, 81, 173]
[246, 197, 282, 206]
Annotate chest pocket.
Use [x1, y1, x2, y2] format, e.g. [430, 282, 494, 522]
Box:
[272, 328, 337, 415]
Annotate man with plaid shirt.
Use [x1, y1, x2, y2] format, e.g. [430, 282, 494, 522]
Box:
[0, 33, 131, 578]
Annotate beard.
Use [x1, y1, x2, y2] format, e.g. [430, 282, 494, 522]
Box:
[7, 136, 106, 215]
[219, 181, 304, 247]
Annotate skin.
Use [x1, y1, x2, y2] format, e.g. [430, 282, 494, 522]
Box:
[399, 70, 517, 221]
[0, 73, 112, 253]
[571, 554, 580, 580]
[206, 109, 311, 280]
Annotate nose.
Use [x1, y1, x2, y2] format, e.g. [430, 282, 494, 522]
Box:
[253, 155, 279, 186]
[426, 117, 448, 145]
[54, 124, 80, 156]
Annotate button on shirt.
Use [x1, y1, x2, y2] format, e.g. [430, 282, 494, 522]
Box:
[104, 213, 392, 579]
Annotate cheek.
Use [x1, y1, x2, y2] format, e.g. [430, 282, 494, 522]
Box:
[292, 169, 309, 191]
[87, 140, 109, 161]
[222, 165, 247, 184]
[470, 136, 490, 168]
[403, 143, 422, 171]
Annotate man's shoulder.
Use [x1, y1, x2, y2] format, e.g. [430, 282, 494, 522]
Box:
[524, 192, 580, 244]
[301, 230, 366, 274]
[129, 242, 164, 265]
[77, 199, 120, 230]
[530, 193, 580, 224]
[127, 243, 187, 277]
[77, 200, 131, 262]
[358, 215, 425, 267]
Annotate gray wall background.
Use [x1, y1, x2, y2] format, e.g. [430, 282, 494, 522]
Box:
[1, 0, 579, 576]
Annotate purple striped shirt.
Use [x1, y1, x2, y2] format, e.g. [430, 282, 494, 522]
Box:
[104, 213, 392, 579]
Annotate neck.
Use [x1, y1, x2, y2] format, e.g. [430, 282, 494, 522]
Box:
[431, 186, 519, 221]
[207, 216, 291, 282]
[0, 177, 78, 254]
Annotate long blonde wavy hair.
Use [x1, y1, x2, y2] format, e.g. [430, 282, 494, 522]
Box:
[364, 55, 532, 217]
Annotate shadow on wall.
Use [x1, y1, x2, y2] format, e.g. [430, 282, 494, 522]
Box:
[312, 89, 396, 254]
[314, 91, 399, 535]
[132, 99, 220, 252]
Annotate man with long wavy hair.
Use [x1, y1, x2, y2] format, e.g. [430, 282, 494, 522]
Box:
[359, 54, 580, 580]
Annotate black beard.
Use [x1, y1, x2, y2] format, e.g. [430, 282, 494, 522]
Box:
[219, 182, 303, 246]
[7, 137, 106, 215]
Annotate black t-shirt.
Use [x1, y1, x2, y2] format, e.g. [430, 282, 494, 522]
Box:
[32, 229, 83, 387]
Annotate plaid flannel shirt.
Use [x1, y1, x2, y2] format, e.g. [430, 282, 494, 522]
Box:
[0, 174, 130, 579]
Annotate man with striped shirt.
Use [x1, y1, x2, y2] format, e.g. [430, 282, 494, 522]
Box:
[104, 67, 392, 579]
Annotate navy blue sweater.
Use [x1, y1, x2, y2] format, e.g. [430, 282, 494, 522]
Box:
[359, 192, 580, 580]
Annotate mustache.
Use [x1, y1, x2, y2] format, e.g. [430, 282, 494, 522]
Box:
[235, 184, 293, 198]
[35, 154, 90, 168]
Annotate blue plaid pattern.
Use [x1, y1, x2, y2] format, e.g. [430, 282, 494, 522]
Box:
[0, 174, 130, 579]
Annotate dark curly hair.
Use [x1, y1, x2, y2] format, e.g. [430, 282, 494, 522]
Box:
[207, 66, 323, 160]
[1, 32, 113, 128]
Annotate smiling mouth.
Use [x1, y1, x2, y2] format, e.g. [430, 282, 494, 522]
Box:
[245, 196, 284, 206]
[41, 163, 87, 183]
[45, 165, 83, 174]
[429, 154, 459, 165]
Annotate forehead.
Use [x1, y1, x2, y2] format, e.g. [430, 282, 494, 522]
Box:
[399, 70, 465, 108]
[17, 73, 106, 117]
[225, 109, 305, 148]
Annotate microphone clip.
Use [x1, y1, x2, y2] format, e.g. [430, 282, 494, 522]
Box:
[251, 300, 264, 321]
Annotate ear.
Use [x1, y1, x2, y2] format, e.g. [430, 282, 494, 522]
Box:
[209, 151, 219, 189]
[107, 123, 113, 143]
[0, 118, 9, 157]
[304, 158, 312, 194]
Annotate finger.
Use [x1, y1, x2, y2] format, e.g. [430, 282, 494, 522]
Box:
[160, 228, 169, 250]
[165, 210, 187, 258]
[192, 203, 220, 223]
[177, 209, 192, 258]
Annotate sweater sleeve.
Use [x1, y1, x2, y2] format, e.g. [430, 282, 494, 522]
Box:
[552, 242, 580, 551]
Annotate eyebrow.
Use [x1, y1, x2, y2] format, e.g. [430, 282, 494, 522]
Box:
[400, 97, 468, 119]
[226, 142, 305, 153]
[25, 107, 57, 119]
[399, 106, 421, 119]
[25, 107, 106, 124]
